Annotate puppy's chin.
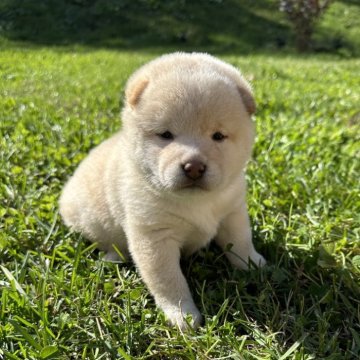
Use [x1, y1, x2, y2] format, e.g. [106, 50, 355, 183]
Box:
[163, 178, 214, 193]
[178, 181, 209, 191]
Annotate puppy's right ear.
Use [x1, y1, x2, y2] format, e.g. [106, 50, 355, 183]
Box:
[126, 78, 149, 109]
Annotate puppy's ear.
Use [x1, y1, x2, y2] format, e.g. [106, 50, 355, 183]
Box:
[126, 78, 149, 109]
[238, 86, 256, 115]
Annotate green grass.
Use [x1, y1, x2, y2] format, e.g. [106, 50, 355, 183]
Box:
[1, 47, 359, 359]
[0, 0, 360, 358]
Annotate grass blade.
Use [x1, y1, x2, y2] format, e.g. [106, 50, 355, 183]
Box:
[10, 320, 42, 352]
[0, 265, 26, 297]
[278, 334, 308, 360]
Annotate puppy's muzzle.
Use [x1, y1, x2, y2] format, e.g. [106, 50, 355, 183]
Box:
[182, 160, 207, 180]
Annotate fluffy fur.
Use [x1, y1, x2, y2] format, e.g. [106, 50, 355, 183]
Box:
[59, 52, 266, 329]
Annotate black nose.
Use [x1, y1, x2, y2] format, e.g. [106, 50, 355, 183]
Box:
[182, 160, 206, 180]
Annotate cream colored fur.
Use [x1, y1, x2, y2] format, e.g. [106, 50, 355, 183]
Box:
[59, 52, 266, 329]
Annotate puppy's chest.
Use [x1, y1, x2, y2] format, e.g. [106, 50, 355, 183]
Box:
[178, 204, 227, 253]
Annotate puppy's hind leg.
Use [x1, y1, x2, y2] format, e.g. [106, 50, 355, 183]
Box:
[59, 185, 128, 262]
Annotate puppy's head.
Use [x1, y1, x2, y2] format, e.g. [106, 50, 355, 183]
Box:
[122, 53, 255, 193]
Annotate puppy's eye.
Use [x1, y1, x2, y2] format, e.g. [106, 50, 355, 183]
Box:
[158, 131, 174, 140]
[212, 132, 227, 142]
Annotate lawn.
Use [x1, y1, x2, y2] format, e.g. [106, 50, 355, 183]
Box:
[0, 1, 360, 360]
[1, 46, 359, 360]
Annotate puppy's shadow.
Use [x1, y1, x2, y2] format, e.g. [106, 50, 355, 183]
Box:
[181, 242, 268, 324]
[183, 239, 359, 357]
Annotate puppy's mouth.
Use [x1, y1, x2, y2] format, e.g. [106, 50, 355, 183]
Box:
[177, 179, 209, 191]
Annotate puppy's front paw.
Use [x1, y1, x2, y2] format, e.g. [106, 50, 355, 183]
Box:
[229, 249, 267, 270]
[164, 301, 202, 330]
[249, 250, 266, 268]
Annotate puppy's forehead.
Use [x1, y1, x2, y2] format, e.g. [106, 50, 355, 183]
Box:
[143, 71, 243, 126]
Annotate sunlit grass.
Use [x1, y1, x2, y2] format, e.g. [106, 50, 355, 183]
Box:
[1, 48, 359, 359]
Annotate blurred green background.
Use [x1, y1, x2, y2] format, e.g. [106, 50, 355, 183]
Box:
[0, 0, 359, 55]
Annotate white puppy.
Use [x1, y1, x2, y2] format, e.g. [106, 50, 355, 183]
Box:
[59, 52, 266, 329]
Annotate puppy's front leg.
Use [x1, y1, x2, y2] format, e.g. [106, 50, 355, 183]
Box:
[127, 225, 202, 329]
[216, 204, 266, 270]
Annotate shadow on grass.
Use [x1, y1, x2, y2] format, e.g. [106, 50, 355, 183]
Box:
[184, 238, 360, 358]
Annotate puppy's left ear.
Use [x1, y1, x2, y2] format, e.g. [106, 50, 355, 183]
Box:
[126, 78, 149, 109]
[238, 86, 256, 115]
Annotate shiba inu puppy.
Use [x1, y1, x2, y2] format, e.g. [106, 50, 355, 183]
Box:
[59, 52, 266, 329]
